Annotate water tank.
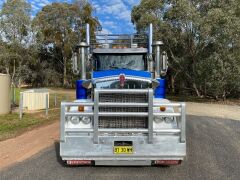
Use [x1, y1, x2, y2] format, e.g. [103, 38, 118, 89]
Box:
[0, 74, 11, 114]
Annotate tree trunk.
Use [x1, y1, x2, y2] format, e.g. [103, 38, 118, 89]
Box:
[5, 67, 9, 75]
[170, 75, 175, 94]
[204, 78, 207, 96]
[222, 90, 226, 101]
[193, 83, 201, 97]
[63, 56, 67, 86]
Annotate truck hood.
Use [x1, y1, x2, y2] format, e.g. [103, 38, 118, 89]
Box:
[91, 69, 152, 89]
[92, 69, 151, 81]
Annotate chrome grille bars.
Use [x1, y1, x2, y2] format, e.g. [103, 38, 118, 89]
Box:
[60, 89, 186, 144]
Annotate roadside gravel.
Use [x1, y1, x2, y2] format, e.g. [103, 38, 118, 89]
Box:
[186, 102, 240, 121]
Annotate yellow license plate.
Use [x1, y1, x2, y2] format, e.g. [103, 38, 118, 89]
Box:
[114, 146, 133, 154]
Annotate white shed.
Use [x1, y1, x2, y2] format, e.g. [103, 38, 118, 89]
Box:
[22, 89, 49, 111]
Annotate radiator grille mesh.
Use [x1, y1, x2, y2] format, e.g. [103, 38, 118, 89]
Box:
[99, 116, 148, 128]
[99, 93, 148, 103]
[99, 107, 148, 112]
[98, 92, 148, 129]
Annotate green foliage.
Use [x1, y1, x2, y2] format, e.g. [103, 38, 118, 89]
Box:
[33, 2, 99, 86]
[0, 0, 239, 100]
[0, 0, 32, 88]
[0, 1, 99, 88]
[0, 0, 31, 44]
[132, 0, 240, 99]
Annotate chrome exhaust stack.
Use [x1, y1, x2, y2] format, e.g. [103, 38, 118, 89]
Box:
[78, 42, 89, 80]
[148, 24, 155, 78]
[152, 41, 164, 78]
[71, 24, 90, 77]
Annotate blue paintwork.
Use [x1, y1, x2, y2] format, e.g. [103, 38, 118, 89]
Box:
[77, 71, 166, 99]
[76, 80, 87, 99]
[155, 78, 166, 98]
[93, 69, 151, 79]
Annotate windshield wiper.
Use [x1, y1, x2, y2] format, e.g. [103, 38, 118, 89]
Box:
[109, 65, 119, 69]
[109, 66, 130, 70]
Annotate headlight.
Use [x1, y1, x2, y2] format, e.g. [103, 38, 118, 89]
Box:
[70, 116, 80, 125]
[154, 117, 164, 123]
[81, 116, 91, 124]
[164, 117, 174, 123]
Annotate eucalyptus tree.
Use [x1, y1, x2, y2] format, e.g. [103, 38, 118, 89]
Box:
[131, 0, 240, 99]
[33, 2, 99, 86]
[0, 0, 32, 87]
[0, 0, 31, 45]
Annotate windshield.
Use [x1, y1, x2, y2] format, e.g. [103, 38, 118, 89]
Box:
[94, 54, 146, 71]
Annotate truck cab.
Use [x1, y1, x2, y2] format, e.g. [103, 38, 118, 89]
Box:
[60, 24, 186, 166]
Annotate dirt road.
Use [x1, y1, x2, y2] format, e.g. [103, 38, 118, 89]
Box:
[0, 123, 59, 169]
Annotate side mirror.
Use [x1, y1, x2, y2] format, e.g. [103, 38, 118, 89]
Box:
[161, 51, 168, 76]
[72, 52, 80, 75]
[147, 55, 154, 73]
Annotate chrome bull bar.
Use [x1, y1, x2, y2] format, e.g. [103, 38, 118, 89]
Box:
[60, 89, 186, 144]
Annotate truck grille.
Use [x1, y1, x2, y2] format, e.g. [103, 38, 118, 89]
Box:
[98, 92, 148, 129]
[99, 116, 148, 128]
[99, 107, 148, 112]
[99, 93, 148, 103]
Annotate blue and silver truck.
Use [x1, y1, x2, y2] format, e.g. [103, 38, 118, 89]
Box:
[60, 24, 186, 166]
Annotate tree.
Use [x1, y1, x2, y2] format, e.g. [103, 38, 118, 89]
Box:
[33, 2, 99, 86]
[0, 0, 31, 45]
[0, 0, 32, 88]
[131, 0, 240, 99]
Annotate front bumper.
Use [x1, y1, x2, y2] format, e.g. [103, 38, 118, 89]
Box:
[60, 135, 186, 166]
[60, 89, 186, 166]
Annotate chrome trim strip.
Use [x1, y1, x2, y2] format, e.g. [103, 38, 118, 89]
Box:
[65, 112, 94, 116]
[153, 113, 181, 117]
[98, 112, 148, 117]
[180, 103, 186, 143]
[66, 112, 166, 117]
[65, 128, 93, 133]
[62, 157, 184, 161]
[98, 102, 148, 107]
[93, 89, 99, 143]
[93, 76, 152, 84]
[65, 128, 181, 134]
[93, 48, 148, 54]
[60, 103, 66, 142]
[61, 102, 94, 106]
[148, 89, 154, 143]
[97, 89, 149, 93]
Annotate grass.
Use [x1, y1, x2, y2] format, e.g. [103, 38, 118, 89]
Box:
[0, 110, 58, 141]
[11, 87, 23, 106]
[0, 88, 75, 141]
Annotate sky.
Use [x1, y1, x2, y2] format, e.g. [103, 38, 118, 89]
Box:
[0, 0, 140, 34]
